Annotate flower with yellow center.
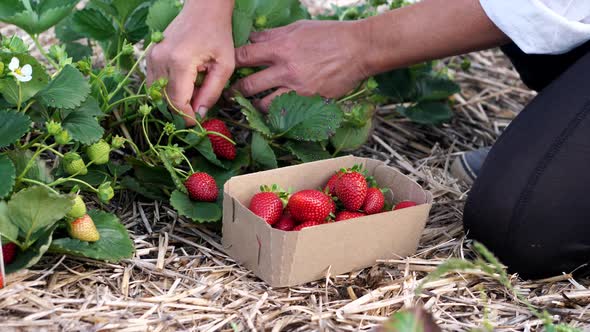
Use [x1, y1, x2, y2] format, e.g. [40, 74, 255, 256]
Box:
[8, 57, 32, 82]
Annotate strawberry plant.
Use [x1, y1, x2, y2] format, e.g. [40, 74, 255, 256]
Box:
[0, 0, 459, 278]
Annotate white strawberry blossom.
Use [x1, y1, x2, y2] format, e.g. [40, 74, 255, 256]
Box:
[8, 57, 32, 82]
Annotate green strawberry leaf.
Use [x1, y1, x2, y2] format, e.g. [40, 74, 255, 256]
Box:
[0, 201, 19, 244]
[254, 0, 308, 28]
[5, 225, 55, 274]
[72, 8, 117, 41]
[232, 0, 256, 46]
[330, 120, 373, 153]
[7, 150, 53, 184]
[0, 155, 16, 199]
[0, 53, 49, 105]
[64, 42, 93, 61]
[234, 94, 272, 137]
[170, 190, 222, 223]
[49, 210, 134, 262]
[7, 186, 72, 248]
[416, 74, 460, 102]
[398, 101, 453, 125]
[375, 68, 416, 103]
[284, 141, 331, 162]
[251, 132, 277, 169]
[1, 35, 28, 53]
[186, 133, 227, 169]
[124, 3, 150, 43]
[0, 109, 31, 148]
[55, 15, 84, 42]
[62, 110, 105, 145]
[112, 0, 145, 22]
[146, 0, 182, 33]
[62, 96, 104, 118]
[267, 92, 343, 141]
[35, 65, 90, 109]
[120, 176, 168, 201]
[0, 0, 79, 34]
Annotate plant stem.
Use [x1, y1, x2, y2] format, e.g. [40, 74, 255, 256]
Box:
[17, 141, 54, 182]
[32, 143, 64, 157]
[31, 34, 59, 70]
[108, 113, 141, 128]
[164, 89, 205, 132]
[48, 177, 99, 192]
[338, 88, 368, 104]
[16, 82, 22, 112]
[20, 178, 60, 195]
[22, 100, 35, 113]
[108, 43, 153, 101]
[105, 94, 147, 111]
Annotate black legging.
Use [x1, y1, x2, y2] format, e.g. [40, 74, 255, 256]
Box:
[463, 42, 590, 279]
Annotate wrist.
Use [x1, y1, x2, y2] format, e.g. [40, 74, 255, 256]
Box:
[350, 16, 402, 77]
[185, 0, 235, 17]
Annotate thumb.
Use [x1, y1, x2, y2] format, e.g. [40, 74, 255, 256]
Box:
[191, 64, 233, 118]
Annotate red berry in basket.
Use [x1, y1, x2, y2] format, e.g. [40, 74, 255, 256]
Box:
[249, 192, 284, 225]
[185, 172, 218, 202]
[329, 199, 337, 215]
[394, 201, 418, 210]
[202, 119, 236, 160]
[335, 211, 366, 222]
[288, 190, 333, 222]
[335, 171, 367, 211]
[362, 188, 385, 215]
[2, 243, 17, 265]
[273, 213, 297, 231]
[293, 220, 325, 231]
[324, 171, 343, 194]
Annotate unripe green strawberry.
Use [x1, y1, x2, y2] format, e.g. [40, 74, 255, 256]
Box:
[67, 195, 87, 219]
[54, 129, 71, 145]
[98, 182, 114, 203]
[151, 31, 164, 43]
[63, 152, 87, 176]
[139, 104, 152, 116]
[86, 139, 110, 165]
[111, 135, 125, 149]
[69, 214, 100, 242]
[46, 120, 62, 136]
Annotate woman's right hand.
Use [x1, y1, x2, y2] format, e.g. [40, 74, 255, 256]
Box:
[146, 0, 235, 127]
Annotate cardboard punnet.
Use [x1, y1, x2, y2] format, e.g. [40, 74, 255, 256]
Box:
[222, 155, 433, 287]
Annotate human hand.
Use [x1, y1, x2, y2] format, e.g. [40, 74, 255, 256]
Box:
[233, 20, 369, 111]
[147, 0, 235, 126]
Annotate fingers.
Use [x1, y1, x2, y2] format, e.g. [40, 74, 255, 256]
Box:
[166, 64, 198, 127]
[250, 24, 296, 43]
[233, 67, 286, 97]
[235, 42, 276, 68]
[257, 88, 291, 112]
[191, 63, 234, 118]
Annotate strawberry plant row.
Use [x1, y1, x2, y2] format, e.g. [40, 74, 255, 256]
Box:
[0, 0, 458, 278]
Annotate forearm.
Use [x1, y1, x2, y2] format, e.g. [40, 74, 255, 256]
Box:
[354, 0, 510, 76]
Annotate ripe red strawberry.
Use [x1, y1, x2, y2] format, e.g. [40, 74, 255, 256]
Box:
[335, 171, 368, 211]
[273, 213, 297, 231]
[185, 172, 218, 202]
[202, 119, 236, 160]
[335, 211, 366, 222]
[329, 199, 337, 215]
[324, 171, 343, 194]
[287, 190, 333, 222]
[0, 273, 3, 289]
[2, 243, 17, 265]
[394, 201, 418, 210]
[362, 188, 385, 215]
[293, 220, 324, 231]
[249, 192, 283, 225]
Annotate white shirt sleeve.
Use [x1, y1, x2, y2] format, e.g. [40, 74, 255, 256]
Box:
[479, 0, 590, 54]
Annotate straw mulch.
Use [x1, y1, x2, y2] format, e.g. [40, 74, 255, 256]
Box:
[1, 7, 590, 332]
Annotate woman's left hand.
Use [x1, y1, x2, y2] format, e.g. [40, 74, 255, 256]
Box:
[233, 20, 369, 110]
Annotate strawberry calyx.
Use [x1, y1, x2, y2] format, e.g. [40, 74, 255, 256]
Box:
[259, 184, 290, 207]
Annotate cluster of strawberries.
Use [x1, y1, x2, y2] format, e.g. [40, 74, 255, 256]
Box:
[248, 166, 418, 231]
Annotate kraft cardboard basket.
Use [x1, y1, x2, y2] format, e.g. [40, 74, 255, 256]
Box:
[222, 155, 433, 287]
